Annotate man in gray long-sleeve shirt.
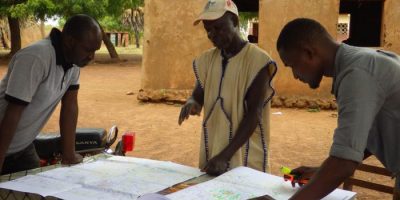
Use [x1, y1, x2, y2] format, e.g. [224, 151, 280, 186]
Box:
[258, 18, 400, 200]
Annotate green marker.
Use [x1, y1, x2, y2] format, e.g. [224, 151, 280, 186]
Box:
[280, 166, 292, 175]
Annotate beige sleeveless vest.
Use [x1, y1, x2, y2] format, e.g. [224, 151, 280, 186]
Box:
[194, 43, 277, 172]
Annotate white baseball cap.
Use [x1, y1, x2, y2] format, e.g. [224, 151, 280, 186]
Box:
[194, 0, 239, 26]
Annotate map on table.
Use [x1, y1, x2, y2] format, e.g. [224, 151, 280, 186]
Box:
[0, 156, 204, 200]
[166, 166, 356, 200]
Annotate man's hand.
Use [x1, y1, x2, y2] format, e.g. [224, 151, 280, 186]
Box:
[290, 166, 318, 187]
[249, 195, 275, 200]
[61, 152, 83, 165]
[178, 98, 202, 125]
[289, 157, 358, 200]
[202, 154, 229, 176]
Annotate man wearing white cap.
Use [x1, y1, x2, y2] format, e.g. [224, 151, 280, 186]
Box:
[179, 0, 277, 175]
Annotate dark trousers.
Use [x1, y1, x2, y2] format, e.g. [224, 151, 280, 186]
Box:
[1, 143, 40, 175]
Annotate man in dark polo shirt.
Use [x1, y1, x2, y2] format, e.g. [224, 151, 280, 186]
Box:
[0, 14, 102, 174]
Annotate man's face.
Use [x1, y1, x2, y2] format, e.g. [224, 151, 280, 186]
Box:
[66, 31, 102, 67]
[278, 47, 324, 89]
[203, 13, 237, 50]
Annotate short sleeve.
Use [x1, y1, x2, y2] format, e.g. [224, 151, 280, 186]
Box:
[329, 69, 385, 162]
[68, 67, 80, 90]
[5, 54, 46, 103]
[262, 61, 277, 105]
[193, 55, 208, 89]
[244, 45, 277, 106]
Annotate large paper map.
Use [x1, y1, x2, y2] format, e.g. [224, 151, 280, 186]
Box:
[167, 167, 356, 200]
[0, 156, 204, 200]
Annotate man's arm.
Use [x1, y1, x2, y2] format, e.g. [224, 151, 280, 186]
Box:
[59, 89, 82, 164]
[0, 103, 26, 172]
[289, 156, 358, 200]
[192, 82, 204, 106]
[178, 82, 204, 125]
[204, 67, 270, 175]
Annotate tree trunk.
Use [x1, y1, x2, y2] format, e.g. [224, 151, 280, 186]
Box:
[8, 15, 21, 56]
[100, 25, 119, 60]
[40, 19, 45, 38]
[0, 27, 10, 49]
[134, 31, 140, 48]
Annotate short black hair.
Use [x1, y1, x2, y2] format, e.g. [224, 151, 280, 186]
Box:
[277, 18, 329, 51]
[62, 14, 100, 41]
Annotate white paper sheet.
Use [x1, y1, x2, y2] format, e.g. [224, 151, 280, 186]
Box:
[107, 156, 203, 177]
[53, 186, 138, 200]
[0, 175, 80, 197]
[38, 166, 109, 185]
[167, 167, 356, 200]
[0, 156, 204, 200]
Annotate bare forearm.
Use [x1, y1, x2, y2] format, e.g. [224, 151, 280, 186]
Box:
[0, 104, 25, 170]
[0, 119, 20, 167]
[290, 156, 358, 200]
[60, 103, 78, 155]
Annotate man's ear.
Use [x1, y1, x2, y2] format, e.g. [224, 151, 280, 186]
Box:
[63, 34, 76, 49]
[232, 15, 239, 27]
[301, 43, 317, 60]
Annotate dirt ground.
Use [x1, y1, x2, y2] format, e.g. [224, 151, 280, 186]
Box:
[0, 54, 395, 199]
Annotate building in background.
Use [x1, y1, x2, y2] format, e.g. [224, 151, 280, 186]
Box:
[139, 0, 400, 108]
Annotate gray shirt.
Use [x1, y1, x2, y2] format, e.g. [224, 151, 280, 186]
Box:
[0, 37, 80, 155]
[330, 43, 400, 175]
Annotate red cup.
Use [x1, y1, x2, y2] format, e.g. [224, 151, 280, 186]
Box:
[122, 132, 135, 152]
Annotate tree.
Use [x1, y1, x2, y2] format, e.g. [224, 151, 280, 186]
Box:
[26, 0, 57, 38]
[1, 0, 144, 58]
[0, 0, 56, 56]
[7, 15, 20, 55]
[0, 0, 26, 56]
[99, 16, 129, 32]
[122, 6, 144, 48]
[239, 12, 258, 32]
[102, 0, 144, 50]
[119, 0, 144, 48]
[51, 0, 120, 59]
[53, 0, 144, 59]
[0, 18, 10, 49]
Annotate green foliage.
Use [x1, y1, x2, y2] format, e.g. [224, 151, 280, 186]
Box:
[54, 0, 144, 32]
[0, 0, 56, 19]
[99, 16, 130, 32]
[0, 0, 28, 18]
[239, 12, 258, 31]
[0, 0, 145, 30]
[26, 0, 57, 19]
[239, 12, 258, 22]
[53, 0, 108, 19]
[58, 17, 65, 27]
[0, 0, 145, 53]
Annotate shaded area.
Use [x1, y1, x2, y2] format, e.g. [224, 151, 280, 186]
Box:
[233, 0, 258, 12]
[340, 0, 384, 47]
